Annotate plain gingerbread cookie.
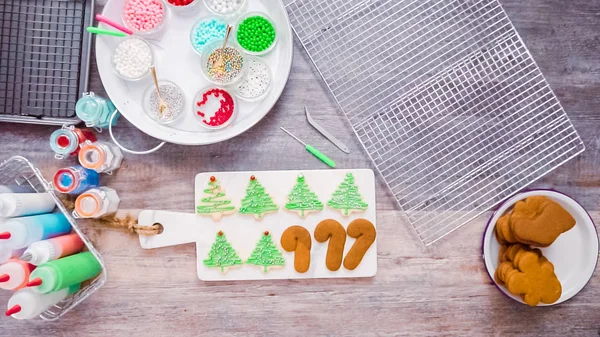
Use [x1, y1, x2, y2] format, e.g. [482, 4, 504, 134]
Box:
[314, 219, 347, 271]
[343, 219, 376, 271]
[281, 226, 312, 273]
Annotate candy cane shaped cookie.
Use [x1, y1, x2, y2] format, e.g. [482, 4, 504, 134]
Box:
[280, 226, 312, 273]
[343, 219, 376, 271]
[314, 219, 347, 271]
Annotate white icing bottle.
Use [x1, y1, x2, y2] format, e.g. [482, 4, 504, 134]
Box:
[5, 284, 80, 320]
[0, 193, 56, 218]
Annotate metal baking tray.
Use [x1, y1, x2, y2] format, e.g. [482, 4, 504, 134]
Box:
[0, 0, 94, 125]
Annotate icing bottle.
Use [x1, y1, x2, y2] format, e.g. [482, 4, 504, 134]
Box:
[53, 166, 100, 195]
[78, 141, 124, 174]
[0, 247, 25, 265]
[0, 193, 56, 218]
[0, 213, 72, 249]
[27, 252, 102, 294]
[75, 92, 119, 129]
[49, 125, 97, 159]
[6, 284, 80, 319]
[73, 187, 120, 219]
[0, 259, 35, 290]
[0, 185, 35, 194]
[20, 233, 84, 266]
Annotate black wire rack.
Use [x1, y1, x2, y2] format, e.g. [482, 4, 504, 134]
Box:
[0, 0, 93, 125]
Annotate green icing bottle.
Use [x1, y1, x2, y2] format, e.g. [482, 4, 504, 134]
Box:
[28, 252, 102, 294]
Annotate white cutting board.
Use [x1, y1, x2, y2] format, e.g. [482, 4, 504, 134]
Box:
[138, 169, 377, 281]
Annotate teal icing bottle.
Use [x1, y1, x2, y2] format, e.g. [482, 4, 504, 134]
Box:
[27, 252, 102, 294]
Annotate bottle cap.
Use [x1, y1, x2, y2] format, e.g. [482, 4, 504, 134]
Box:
[75, 93, 104, 125]
[49, 129, 79, 156]
[53, 168, 78, 194]
[74, 191, 102, 218]
[78, 143, 106, 171]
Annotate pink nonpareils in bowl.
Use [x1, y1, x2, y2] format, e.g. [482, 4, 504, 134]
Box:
[123, 0, 166, 34]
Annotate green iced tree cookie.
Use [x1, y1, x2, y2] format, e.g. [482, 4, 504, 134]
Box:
[285, 174, 323, 218]
[328, 173, 369, 216]
[239, 175, 279, 219]
[196, 176, 236, 220]
[246, 231, 286, 273]
[203, 231, 243, 272]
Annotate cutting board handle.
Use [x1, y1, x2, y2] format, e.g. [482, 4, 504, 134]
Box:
[138, 210, 202, 249]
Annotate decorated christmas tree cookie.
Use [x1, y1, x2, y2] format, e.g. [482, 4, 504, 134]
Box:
[246, 231, 286, 273]
[239, 175, 279, 219]
[328, 173, 368, 216]
[203, 231, 243, 273]
[196, 176, 236, 220]
[285, 174, 323, 218]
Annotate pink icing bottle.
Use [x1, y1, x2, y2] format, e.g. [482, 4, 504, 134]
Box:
[20, 233, 84, 266]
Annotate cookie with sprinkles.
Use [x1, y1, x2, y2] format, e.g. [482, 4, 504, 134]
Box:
[196, 176, 236, 220]
[239, 175, 279, 220]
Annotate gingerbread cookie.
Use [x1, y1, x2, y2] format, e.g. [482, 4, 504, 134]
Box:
[506, 251, 562, 306]
[510, 196, 576, 247]
[203, 231, 243, 273]
[343, 219, 376, 270]
[328, 173, 368, 216]
[281, 226, 312, 273]
[314, 219, 347, 271]
[239, 175, 279, 220]
[196, 176, 236, 220]
[246, 231, 285, 273]
[285, 174, 323, 218]
[495, 212, 516, 244]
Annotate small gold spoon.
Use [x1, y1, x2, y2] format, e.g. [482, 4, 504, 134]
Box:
[214, 25, 233, 72]
[150, 66, 169, 117]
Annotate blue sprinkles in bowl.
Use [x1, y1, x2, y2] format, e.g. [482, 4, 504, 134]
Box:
[190, 17, 227, 55]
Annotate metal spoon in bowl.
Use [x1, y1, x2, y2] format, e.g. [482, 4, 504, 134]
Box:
[214, 25, 233, 72]
[150, 66, 170, 118]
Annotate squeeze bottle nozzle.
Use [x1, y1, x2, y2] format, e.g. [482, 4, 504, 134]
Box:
[20, 233, 84, 266]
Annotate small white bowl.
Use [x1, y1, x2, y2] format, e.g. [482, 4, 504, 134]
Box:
[189, 16, 228, 56]
[112, 37, 154, 81]
[164, 0, 201, 15]
[203, 0, 247, 18]
[201, 41, 246, 86]
[122, 0, 168, 37]
[482, 190, 599, 306]
[234, 12, 278, 56]
[192, 86, 237, 130]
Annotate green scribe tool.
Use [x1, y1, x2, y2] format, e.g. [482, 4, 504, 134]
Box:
[280, 127, 336, 168]
[86, 27, 127, 37]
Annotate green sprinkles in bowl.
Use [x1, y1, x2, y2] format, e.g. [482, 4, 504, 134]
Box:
[236, 15, 276, 53]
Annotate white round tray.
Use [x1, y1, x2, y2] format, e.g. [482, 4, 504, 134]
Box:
[483, 190, 599, 306]
[96, 0, 293, 145]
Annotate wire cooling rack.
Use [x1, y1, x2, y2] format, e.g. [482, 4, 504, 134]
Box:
[286, 0, 585, 245]
[0, 0, 93, 125]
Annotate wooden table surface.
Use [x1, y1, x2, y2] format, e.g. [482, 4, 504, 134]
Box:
[1, 0, 599, 335]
